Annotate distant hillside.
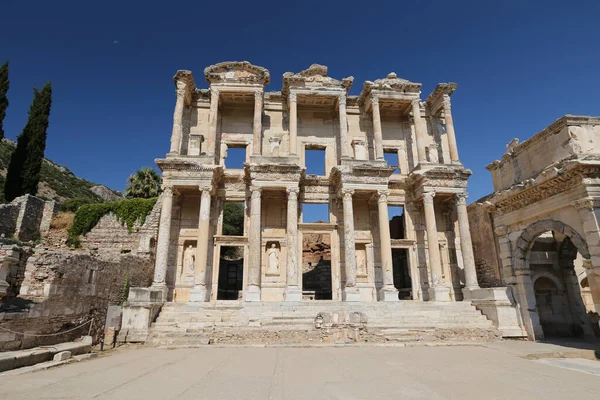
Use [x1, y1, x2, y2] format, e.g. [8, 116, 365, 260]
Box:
[0, 139, 121, 203]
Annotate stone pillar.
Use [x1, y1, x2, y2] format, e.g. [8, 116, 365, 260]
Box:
[152, 186, 173, 288]
[289, 93, 298, 156]
[285, 187, 301, 301]
[423, 192, 450, 301]
[207, 88, 219, 157]
[341, 188, 360, 301]
[246, 186, 262, 301]
[377, 190, 398, 301]
[455, 193, 480, 297]
[169, 85, 186, 154]
[442, 95, 459, 163]
[411, 99, 427, 164]
[190, 189, 212, 302]
[574, 198, 600, 313]
[253, 91, 263, 156]
[562, 264, 595, 339]
[338, 93, 350, 159]
[514, 269, 545, 340]
[372, 95, 384, 160]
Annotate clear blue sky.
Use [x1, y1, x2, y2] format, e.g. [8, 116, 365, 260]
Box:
[2, 0, 599, 204]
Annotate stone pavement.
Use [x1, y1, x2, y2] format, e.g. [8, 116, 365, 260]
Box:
[0, 342, 598, 399]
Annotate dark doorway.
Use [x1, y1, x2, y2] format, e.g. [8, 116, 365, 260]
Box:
[392, 248, 411, 299]
[302, 233, 332, 300]
[217, 246, 244, 300]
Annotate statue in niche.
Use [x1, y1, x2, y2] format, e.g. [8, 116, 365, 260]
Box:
[182, 245, 195, 279]
[267, 243, 280, 274]
[427, 144, 439, 164]
[356, 248, 366, 275]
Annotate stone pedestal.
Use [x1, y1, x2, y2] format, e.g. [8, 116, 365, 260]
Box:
[189, 286, 208, 302]
[428, 286, 451, 302]
[245, 285, 261, 302]
[118, 286, 167, 343]
[468, 287, 527, 337]
[342, 287, 361, 302]
[378, 288, 399, 302]
[284, 286, 302, 302]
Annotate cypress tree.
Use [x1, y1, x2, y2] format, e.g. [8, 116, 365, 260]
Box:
[4, 82, 52, 201]
[0, 61, 8, 140]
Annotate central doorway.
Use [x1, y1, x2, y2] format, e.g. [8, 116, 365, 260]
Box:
[302, 232, 332, 300]
[217, 245, 244, 300]
[392, 248, 412, 299]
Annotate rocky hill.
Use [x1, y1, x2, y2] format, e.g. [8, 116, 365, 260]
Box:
[0, 139, 121, 203]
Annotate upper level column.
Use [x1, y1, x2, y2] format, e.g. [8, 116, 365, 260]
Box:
[169, 85, 186, 154]
[442, 95, 459, 163]
[288, 92, 298, 156]
[206, 88, 220, 157]
[411, 99, 427, 164]
[372, 95, 384, 160]
[253, 91, 263, 156]
[338, 93, 351, 159]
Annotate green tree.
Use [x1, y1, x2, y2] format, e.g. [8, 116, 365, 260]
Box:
[0, 61, 9, 141]
[222, 202, 244, 236]
[4, 82, 52, 201]
[125, 167, 162, 199]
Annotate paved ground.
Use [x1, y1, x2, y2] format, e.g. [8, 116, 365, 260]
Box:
[0, 342, 598, 399]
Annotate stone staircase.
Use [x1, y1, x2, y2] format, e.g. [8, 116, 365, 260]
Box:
[146, 301, 498, 347]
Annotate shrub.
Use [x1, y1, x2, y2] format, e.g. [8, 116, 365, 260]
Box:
[59, 197, 95, 212]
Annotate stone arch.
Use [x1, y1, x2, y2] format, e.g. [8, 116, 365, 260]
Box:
[532, 272, 564, 291]
[514, 219, 590, 270]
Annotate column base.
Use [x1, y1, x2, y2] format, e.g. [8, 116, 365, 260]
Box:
[461, 285, 481, 301]
[342, 287, 361, 302]
[284, 286, 302, 302]
[189, 285, 209, 302]
[378, 287, 399, 302]
[428, 285, 451, 302]
[245, 285, 261, 302]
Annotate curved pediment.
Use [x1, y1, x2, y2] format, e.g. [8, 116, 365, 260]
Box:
[283, 64, 353, 94]
[204, 61, 270, 86]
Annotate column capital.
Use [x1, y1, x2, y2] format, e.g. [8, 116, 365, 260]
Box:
[199, 188, 211, 198]
[371, 95, 379, 107]
[175, 85, 187, 98]
[455, 193, 468, 205]
[162, 184, 174, 194]
[442, 94, 452, 114]
[341, 188, 355, 198]
[574, 198, 597, 211]
[210, 87, 220, 97]
[286, 187, 300, 197]
[423, 191, 436, 205]
[289, 92, 297, 103]
[411, 98, 421, 109]
[254, 90, 263, 101]
[338, 93, 347, 107]
[377, 190, 390, 203]
[250, 186, 262, 199]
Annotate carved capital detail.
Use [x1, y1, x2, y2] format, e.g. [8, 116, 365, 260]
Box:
[338, 93, 347, 107]
[411, 98, 421, 109]
[442, 94, 452, 114]
[289, 92, 297, 103]
[573, 198, 596, 211]
[455, 193, 468, 205]
[254, 91, 263, 101]
[341, 188, 355, 199]
[423, 191, 436, 205]
[286, 187, 300, 198]
[250, 186, 262, 200]
[377, 190, 390, 203]
[371, 95, 379, 108]
[199, 188, 211, 199]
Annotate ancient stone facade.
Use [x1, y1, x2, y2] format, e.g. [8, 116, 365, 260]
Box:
[139, 61, 483, 308]
[469, 115, 600, 340]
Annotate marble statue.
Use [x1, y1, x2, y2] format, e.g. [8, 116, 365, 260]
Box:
[182, 245, 195, 279]
[267, 243, 279, 274]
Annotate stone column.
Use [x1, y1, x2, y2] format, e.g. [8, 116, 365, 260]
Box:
[411, 99, 427, 164]
[246, 186, 262, 301]
[169, 85, 186, 154]
[289, 92, 298, 156]
[423, 192, 450, 301]
[341, 188, 360, 301]
[206, 88, 219, 157]
[442, 95, 459, 163]
[338, 93, 350, 159]
[574, 198, 600, 313]
[372, 95, 384, 160]
[285, 187, 301, 301]
[152, 186, 173, 287]
[514, 269, 545, 340]
[190, 189, 212, 301]
[454, 193, 480, 297]
[377, 190, 398, 301]
[253, 91, 263, 156]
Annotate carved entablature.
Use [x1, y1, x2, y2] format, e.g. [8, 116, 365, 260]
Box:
[246, 163, 303, 184]
[156, 158, 223, 188]
[204, 61, 270, 87]
[330, 165, 396, 190]
[425, 83, 457, 115]
[282, 64, 353, 95]
[408, 166, 471, 196]
[358, 72, 422, 107]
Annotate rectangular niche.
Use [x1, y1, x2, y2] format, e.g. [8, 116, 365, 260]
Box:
[388, 206, 405, 239]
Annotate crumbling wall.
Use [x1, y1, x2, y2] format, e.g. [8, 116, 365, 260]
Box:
[0, 195, 57, 241]
[0, 204, 20, 237]
[467, 200, 502, 287]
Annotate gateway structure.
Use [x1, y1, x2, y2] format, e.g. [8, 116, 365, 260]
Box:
[120, 62, 505, 344]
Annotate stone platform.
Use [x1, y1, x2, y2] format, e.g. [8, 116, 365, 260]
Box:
[146, 301, 498, 347]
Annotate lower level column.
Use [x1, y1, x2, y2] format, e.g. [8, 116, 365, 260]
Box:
[246, 186, 262, 301]
[454, 193, 480, 299]
[285, 187, 301, 301]
[149, 186, 173, 300]
[341, 188, 360, 301]
[377, 190, 398, 301]
[423, 191, 450, 301]
[190, 189, 211, 301]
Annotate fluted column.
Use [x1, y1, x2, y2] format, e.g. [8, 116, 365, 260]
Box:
[455, 194, 480, 297]
[423, 191, 450, 301]
[253, 91, 263, 155]
[190, 189, 212, 301]
[285, 187, 301, 301]
[207, 88, 219, 157]
[377, 190, 398, 301]
[246, 186, 262, 301]
[341, 188, 360, 301]
[372, 95, 384, 160]
[152, 186, 173, 287]
[412, 99, 427, 164]
[289, 93, 298, 155]
[339, 93, 350, 159]
[169, 85, 186, 154]
[442, 95, 459, 163]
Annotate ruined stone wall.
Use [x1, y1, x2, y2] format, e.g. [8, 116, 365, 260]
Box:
[467, 200, 502, 287]
[0, 204, 19, 237]
[0, 195, 57, 241]
[0, 243, 33, 298]
[0, 249, 154, 351]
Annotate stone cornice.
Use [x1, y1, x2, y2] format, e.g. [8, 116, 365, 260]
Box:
[173, 70, 196, 91]
[204, 61, 270, 86]
[358, 72, 422, 106]
[486, 115, 600, 171]
[282, 64, 353, 96]
[425, 83, 457, 115]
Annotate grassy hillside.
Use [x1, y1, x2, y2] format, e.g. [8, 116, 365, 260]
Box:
[0, 139, 114, 203]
